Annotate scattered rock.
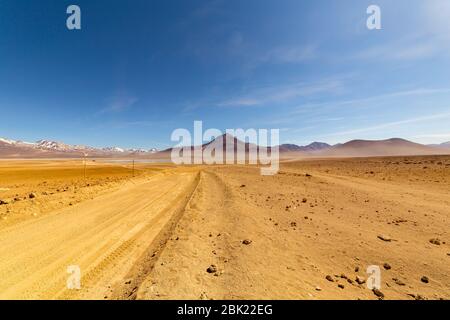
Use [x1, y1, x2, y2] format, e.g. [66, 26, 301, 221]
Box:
[377, 234, 392, 242]
[305, 173, 312, 177]
[242, 239, 252, 245]
[429, 238, 441, 246]
[206, 265, 217, 274]
[383, 263, 391, 270]
[325, 275, 334, 282]
[302, 198, 307, 203]
[392, 278, 406, 286]
[29, 193, 37, 199]
[372, 288, 384, 299]
[315, 286, 322, 291]
[420, 276, 429, 284]
[0, 199, 8, 205]
[240, 184, 246, 188]
[354, 266, 360, 272]
[355, 276, 365, 285]
[338, 284, 345, 289]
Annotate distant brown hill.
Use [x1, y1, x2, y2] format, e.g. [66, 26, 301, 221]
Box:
[316, 138, 445, 157]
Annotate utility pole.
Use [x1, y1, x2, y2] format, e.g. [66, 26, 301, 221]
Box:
[82, 152, 88, 180]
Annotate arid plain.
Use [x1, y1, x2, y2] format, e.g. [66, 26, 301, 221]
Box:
[0, 156, 449, 300]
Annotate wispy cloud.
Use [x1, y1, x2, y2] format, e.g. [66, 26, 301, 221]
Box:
[217, 79, 343, 107]
[414, 133, 450, 139]
[356, 38, 438, 61]
[293, 88, 450, 114]
[260, 45, 317, 64]
[99, 94, 138, 114]
[323, 112, 450, 137]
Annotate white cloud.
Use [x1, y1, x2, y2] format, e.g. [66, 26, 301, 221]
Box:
[217, 79, 343, 107]
[414, 133, 450, 139]
[261, 45, 317, 64]
[100, 94, 138, 114]
[293, 88, 450, 114]
[356, 39, 438, 61]
[323, 112, 450, 137]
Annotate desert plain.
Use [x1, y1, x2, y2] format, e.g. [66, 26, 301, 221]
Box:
[0, 156, 449, 300]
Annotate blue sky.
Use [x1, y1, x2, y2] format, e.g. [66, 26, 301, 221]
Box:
[1, 0, 450, 149]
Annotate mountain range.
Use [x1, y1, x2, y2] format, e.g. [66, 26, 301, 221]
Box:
[0, 135, 449, 159]
[0, 138, 158, 158]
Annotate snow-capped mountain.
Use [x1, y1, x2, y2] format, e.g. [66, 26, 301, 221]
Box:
[102, 147, 126, 153]
[0, 136, 158, 158]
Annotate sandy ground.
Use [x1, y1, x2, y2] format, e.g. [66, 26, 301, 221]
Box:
[138, 156, 450, 300]
[0, 157, 449, 300]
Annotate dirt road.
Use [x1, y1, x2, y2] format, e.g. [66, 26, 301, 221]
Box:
[0, 169, 199, 300]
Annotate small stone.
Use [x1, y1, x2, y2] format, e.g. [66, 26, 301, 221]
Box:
[240, 184, 246, 188]
[206, 265, 217, 274]
[429, 238, 441, 246]
[315, 286, 322, 291]
[420, 276, 429, 284]
[372, 288, 384, 299]
[302, 198, 307, 203]
[347, 278, 354, 284]
[29, 193, 37, 199]
[242, 239, 252, 245]
[377, 234, 392, 242]
[325, 275, 334, 282]
[355, 276, 366, 285]
[383, 263, 391, 270]
[338, 284, 345, 289]
[354, 266, 360, 272]
[392, 278, 406, 286]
